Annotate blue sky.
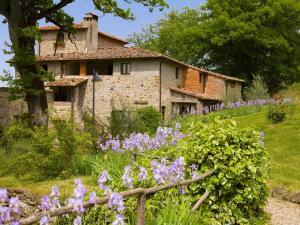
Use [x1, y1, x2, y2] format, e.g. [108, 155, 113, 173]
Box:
[0, 0, 205, 86]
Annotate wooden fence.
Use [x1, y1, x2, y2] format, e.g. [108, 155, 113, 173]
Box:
[20, 170, 214, 225]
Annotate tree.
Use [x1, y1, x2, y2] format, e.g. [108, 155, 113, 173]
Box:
[0, 0, 167, 125]
[129, 0, 300, 93]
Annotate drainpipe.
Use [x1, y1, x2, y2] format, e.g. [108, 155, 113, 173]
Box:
[159, 60, 162, 112]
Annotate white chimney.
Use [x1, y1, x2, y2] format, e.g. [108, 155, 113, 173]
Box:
[83, 12, 99, 52]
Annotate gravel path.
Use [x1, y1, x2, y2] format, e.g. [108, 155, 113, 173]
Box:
[265, 198, 300, 225]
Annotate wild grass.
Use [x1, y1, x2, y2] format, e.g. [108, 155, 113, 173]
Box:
[234, 104, 300, 191]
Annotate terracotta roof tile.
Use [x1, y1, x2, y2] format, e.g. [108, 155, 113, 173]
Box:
[38, 47, 162, 61]
[170, 87, 222, 101]
[45, 77, 88, 87]
[39, 23, 87, 31]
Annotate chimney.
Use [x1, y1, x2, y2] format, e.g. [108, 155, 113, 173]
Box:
[83, 12, 99, 52]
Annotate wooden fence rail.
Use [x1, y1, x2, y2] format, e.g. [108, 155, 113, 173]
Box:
[20, 170, 214, 225]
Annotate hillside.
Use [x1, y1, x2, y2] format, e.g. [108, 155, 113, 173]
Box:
[233, 83, 300, 191]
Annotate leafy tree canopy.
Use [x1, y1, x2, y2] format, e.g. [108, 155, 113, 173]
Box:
[129, 0, 300, 93]
[0, 0, 168, 125]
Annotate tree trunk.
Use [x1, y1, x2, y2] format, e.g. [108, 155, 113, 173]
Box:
[7, 5, 48, 126]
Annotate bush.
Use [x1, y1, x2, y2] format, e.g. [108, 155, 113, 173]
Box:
[0, 119, 93, 180]
[267, 100, 295, 124]
[109, 101, 145, 139]
[169, 118, 269, 224]
[243, 75, 269, 100]
[267, 104, 286, 124]
[137, 106, 162, 134]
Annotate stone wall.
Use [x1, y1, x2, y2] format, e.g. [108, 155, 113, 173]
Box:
[0, 88, 27, 126]
[98, 34, 125, 48]
[83, 59, 161, 125]
[39, 29, 87, 56]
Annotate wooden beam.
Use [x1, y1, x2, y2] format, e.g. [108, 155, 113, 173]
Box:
[80, 61, 87, 76]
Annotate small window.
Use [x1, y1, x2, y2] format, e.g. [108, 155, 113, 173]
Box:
[54, 87, 72, 102]
[41, 64, 48, 72]
[58, 32, 64, 43]
[121, 63, 131, 75]
[199, 73, 202, 83]
[175, 67, 179, 79]
[230, 81, 236, 88]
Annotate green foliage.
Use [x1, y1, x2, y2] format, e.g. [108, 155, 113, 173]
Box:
[243, 75, 270, 100]
[169, 118, 269, 224]
[267, 104, 286, 124]
[0, 119, 93, 180]
[130, 0, 300, 93]
[137, 106, 162, 134]
[109, 101, 146, 138]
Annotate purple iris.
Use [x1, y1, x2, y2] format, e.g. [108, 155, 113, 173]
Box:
[138, 167, 148, 181]
[0, 189, 8, 203]
[40, 196, 51, 211]
[89, 192, 97, 204]
[112, 214, 125, 225]
[122, 166, 133, 188]
[40, 216, 49, 225]
[98, 171, 110, 194]
[73, 216, 82, 225]
[108, 193, 125, 213]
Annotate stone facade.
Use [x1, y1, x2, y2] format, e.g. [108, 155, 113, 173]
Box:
[0, 88, 27, 126]
[83, 60, 161, 124]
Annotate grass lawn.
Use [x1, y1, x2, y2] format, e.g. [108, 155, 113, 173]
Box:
[0, 175, 98, 199]
[234, 104, 300, 191]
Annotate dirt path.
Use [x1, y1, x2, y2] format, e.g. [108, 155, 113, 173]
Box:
[265, 198, 300, 225]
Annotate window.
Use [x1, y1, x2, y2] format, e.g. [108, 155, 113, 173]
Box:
[199, 73, 202, 83]
[54, 87, 72, 102]
[121, 63, 131, 75]
[41, 64, 48, 72]
[175, 67, 179, 79]
[58, 32, 64, 43]
[230, 81, 236, 88]
[107, 65, 113, 75]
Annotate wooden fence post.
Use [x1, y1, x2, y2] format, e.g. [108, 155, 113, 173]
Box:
[136, 194, 146, 225]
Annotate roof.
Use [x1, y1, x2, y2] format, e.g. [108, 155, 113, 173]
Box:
[37, 47, 245, 83]
[170, 87, 222, 101]
[38, 47, 162, 61]
[45, 77, 88, 87]
[198, 68, 245, 83]
[98, 31, 128, 44]
[39, 23, 87, 31]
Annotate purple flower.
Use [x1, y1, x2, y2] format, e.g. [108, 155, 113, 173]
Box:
[0, 206, 11, 223]
[138, 167, 148, 181]
[122, 166, 133, 188]
[9, 197, 20, 215]
[50, 186, 60, 198]
[151, 158, 169, 184]
[74, 179, 86, 199]
[0, 189, 8, 203]
[10, 221, 20, 225]
[68, 198, 85, 214]
[108, 193, 125, 213]
[73, 216, 82, 225]
[112, 214, 124, 225]
[98, 171, 110, 194]
[40, 216, 49, 225]
[40, 196, 51, 211]
[190, 164, 199, 179]
[89, 192, 97, 204]
[169, 157, 185, 183]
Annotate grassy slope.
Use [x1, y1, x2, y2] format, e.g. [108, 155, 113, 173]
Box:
[234, 83, 300, 191]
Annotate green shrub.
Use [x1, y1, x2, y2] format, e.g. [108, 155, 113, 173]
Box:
[109, 101, 145, 139]
[137, 106, 162, 134]
[169, 118, 269, 224]
[267, 104, 286, 124]
[0, 119, 94, 180]
[243, 75, 269, 100]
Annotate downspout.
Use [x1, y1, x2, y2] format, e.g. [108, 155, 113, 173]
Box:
[159, 60, 162, 112]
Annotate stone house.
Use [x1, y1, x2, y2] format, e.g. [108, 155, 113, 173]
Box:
[0, 13, 244, 126]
